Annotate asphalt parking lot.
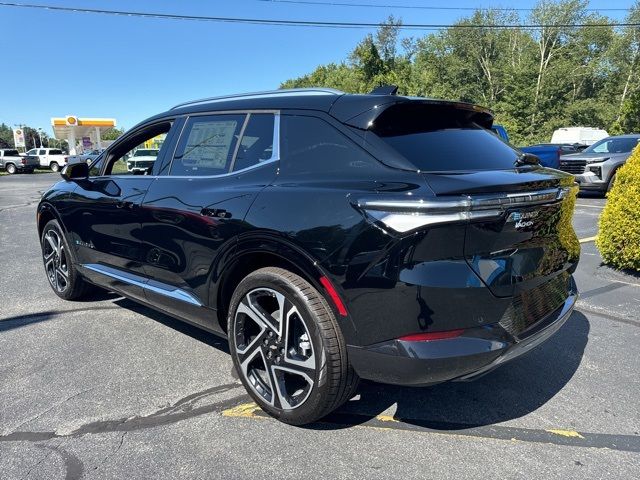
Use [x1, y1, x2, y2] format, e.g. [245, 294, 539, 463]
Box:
[1, 173, 639, 479]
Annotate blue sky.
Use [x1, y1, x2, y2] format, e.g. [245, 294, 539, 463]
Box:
[0, 0, 632, 134]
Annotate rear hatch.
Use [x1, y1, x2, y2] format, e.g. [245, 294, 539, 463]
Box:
[355, 101, 580, 300]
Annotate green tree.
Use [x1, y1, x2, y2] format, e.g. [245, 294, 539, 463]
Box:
[102, 127, 125, 141]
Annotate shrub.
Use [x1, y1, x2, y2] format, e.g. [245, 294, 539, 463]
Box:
[596, 144, 640, 271]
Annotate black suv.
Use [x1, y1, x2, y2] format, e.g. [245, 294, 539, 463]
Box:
[38, 88, 580, 424]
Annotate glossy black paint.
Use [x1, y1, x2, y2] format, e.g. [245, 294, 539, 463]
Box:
[37, 90, 580, 387]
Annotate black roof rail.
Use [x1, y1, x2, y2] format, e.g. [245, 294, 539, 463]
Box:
[369, 85, 398, 96]
[170, 88, 344, 110]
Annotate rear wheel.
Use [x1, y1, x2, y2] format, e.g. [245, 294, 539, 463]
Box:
[5, 163, 16, 174]
[41, 220, 91, 300]
[228, 267, 358, 425]
[50, 162, 59, 172]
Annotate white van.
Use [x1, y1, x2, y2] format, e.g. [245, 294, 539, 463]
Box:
[550, 127, 608, 146]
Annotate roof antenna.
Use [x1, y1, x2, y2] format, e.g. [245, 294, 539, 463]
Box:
[369, 85, 398, 96]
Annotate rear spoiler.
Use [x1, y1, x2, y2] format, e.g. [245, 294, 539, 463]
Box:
[340, 98, 494, 130]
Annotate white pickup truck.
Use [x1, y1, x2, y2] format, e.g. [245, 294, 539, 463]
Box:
[24, 148, 69, 171]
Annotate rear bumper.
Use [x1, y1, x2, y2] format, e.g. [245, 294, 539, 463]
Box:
[14, 164, 36, 171]
[347, 290, 577, 386]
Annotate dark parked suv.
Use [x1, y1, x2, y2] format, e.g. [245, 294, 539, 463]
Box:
[37, 88, 580, 424]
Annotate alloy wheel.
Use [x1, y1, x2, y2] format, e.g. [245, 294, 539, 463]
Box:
[43, 229, 69, 293]
[234, 288, 316, 410]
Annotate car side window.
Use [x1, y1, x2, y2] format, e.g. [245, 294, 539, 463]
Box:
[88, 156, 104, 177]
[281, 115, 377, 175]
[39, 149, 46, 155]
[232, 113, 276, 171]
[170, 114, 245, 176]
[103, 121, 172, 176]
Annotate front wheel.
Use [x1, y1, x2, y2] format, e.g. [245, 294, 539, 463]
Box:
[606, 171, 617, 194]
[228, 267, 358, 425]
[50, 162, 60, 172]
[5, 163, 16, 174]
[41, 220, 91, 300]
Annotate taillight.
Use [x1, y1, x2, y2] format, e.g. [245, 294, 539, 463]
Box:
[21, 158, 27, 165]
[354, 188, 570, 233]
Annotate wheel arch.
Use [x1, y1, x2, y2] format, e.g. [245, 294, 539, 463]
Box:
[212, 234, 356, 340]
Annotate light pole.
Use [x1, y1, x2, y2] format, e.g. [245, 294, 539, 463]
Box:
[37, 128, 44, 148]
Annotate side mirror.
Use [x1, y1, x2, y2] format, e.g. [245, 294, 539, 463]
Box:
[516, 152, 540, 166]
[61, 161, 89, 181]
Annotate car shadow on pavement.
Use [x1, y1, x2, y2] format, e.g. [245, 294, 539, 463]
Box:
[314, 311, 590, 430]
[113, 298, 230, 354]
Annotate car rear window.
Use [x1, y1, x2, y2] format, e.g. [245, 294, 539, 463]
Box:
[369, 103, 521, 172]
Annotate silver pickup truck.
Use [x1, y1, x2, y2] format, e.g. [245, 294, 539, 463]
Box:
[0, 149, 38, 174]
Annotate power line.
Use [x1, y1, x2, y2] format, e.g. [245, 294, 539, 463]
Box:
[0, 2, 638, 30]
[256, 0, 631, 12]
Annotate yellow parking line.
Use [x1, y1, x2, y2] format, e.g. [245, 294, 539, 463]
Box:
[376, 414, 399, 423]
[546, 429, 585, 439]
[579, 235, 597, 243]
[575, 204, 605, 209]
[221, 402, 262, 418]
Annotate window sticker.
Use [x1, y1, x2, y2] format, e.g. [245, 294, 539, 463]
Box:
[182, 120, 238, 169]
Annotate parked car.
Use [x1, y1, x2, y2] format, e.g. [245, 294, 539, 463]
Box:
[491, 125, 563, 168]
[71, 148, 105, 164]
[126, 148, 159, 173]
[551, 127, 608, 146]
[558, 134, 640, 193]
[0, 148, 38, 174]
[38, 87, 580, 425]
[25, 148, 69, 171]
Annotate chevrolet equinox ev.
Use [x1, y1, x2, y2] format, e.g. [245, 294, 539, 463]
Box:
[37, 87, 580, 425]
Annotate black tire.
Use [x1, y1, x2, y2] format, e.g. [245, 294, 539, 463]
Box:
[228, 267, 358, 425]
[5, 163, 16, 174]
[606, 171, 617, 194]
[50, 162, 60, 172]
[41, 219, 91, 300]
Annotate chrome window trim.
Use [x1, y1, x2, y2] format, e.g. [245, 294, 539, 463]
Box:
[100, 110, 282, 180]
[158, 110, 281, 179]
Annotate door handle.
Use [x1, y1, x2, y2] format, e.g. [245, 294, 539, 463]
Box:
[200, 208, 231, 219]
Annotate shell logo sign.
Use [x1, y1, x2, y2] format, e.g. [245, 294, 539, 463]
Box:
[66, 116, 78, 126]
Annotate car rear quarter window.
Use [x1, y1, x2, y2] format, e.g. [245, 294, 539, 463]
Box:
[171, 114, 245, 176]
[369, 103, 521, 172]
[232, 113, 275, 172]
[281, 115, 378, 175]
[49, 149, 63, 155]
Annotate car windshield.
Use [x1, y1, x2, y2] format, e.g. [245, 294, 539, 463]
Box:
[134, 149, 158, 157]
[585, 137, 639, 154]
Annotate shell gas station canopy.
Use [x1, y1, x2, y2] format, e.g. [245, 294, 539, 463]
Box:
[51, 116, 117, 155]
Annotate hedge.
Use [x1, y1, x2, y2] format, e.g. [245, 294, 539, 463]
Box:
[596, 144, 640, 271]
